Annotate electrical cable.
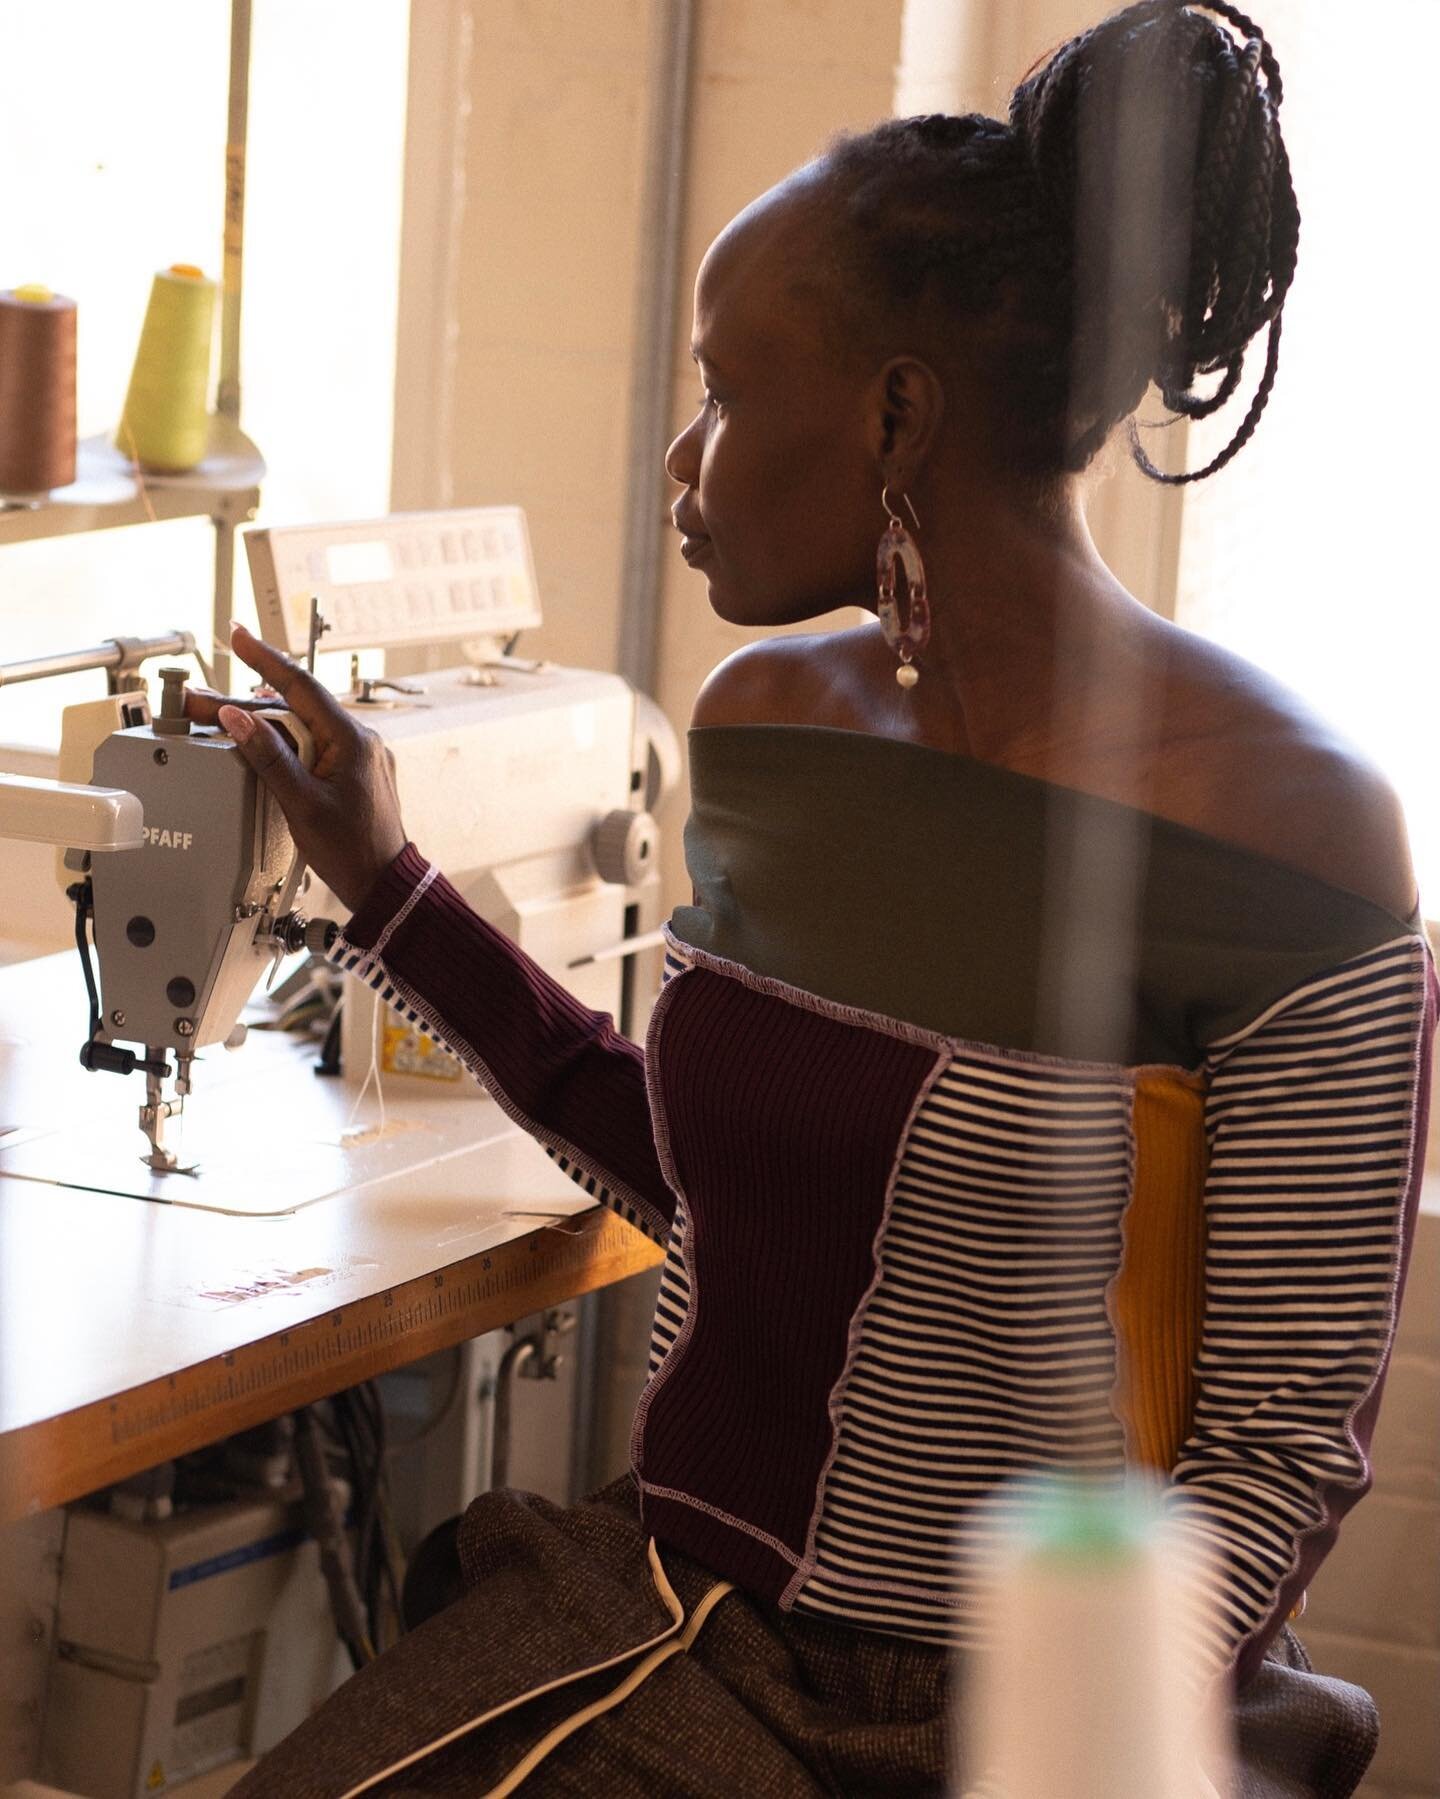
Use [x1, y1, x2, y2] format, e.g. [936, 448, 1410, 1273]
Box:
[364, 1385, 407, 1647]
[376, 1485, 408, 1633]
[345, 1389, 383, 1643]
[327, 1381, 408, 1655]
[70, 879, 101, 1041]
[294, 1405, 373, 1671]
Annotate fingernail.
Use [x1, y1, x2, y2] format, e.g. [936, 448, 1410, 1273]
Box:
[219, 704, 255, 742]
[228, 619, 250, 640]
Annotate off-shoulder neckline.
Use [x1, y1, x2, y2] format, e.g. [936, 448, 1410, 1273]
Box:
[687, 722, 1424, 935]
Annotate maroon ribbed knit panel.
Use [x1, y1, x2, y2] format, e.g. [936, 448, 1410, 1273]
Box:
[345, 845, 675, 1231]
[638, 969, 938, 1603]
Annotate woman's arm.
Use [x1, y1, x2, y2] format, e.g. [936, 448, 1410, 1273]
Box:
[1166, 933, 1436, 1689]
[188, 624, 676, 1243]
[331, 844, 675, 1243]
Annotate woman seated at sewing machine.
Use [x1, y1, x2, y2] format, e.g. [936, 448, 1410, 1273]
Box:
[198, 4, 1432, 1791]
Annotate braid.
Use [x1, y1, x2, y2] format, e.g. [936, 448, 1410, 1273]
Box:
[821, 0, 1299, 484]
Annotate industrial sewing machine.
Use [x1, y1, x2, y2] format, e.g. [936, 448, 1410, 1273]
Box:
[0, 504, 677, 1205]
[0, 655, 327, 1182]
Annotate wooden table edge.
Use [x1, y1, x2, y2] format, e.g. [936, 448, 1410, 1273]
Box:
[0, 1207, 661, 1522]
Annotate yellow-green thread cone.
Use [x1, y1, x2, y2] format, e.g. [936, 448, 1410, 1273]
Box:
[116, 265, 216, 472]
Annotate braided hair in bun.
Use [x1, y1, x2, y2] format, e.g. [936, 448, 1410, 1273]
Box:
[821, 1, 1298, 483]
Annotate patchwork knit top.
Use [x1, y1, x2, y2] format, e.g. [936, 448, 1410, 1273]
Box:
[331, 724, 1435, 1690]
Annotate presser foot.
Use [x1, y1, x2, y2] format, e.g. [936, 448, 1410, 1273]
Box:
[139, 1052, 198, 1177]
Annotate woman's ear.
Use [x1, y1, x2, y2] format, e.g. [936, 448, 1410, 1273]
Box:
[873, 356, 945, 486]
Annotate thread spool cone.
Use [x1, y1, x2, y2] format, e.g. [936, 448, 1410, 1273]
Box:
[0, 285, 77, 497]
[959, 1479, 1233, 1797]
[116, 264, 216, 473]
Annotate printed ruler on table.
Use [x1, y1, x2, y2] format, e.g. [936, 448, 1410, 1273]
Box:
[0, 1208, 661, 1520]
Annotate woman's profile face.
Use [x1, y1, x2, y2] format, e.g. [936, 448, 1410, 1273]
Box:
[666, 179, 883, 629]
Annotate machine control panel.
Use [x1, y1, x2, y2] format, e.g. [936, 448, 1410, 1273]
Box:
[244, 506, 543, 656]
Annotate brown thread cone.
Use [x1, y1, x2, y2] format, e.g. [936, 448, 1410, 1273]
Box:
[0, 287, 77, 495]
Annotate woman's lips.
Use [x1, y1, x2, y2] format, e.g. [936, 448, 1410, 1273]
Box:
[679, 535, 713, 566]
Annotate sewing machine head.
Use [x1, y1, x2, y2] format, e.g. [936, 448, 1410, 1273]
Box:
[76, 668, 332, 1173]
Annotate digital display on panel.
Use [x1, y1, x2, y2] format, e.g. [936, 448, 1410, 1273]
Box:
[326, 541, 395, 585]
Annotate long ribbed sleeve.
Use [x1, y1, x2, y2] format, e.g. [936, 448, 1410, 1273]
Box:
[1167, 933, 1435, 1690]
[330, 844, 675, 1243]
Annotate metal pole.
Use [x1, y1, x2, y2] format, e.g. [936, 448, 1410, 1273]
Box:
[218, 0, 251, 427]
[587, 0, 696, 1496]
[614, 0, 697, 696]
[213, 0, 253, 696]
[0, 634, 196, 691]
[213, 516, 237, 696]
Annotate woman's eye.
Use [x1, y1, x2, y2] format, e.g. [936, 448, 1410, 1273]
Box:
[698, 390, 724, 418]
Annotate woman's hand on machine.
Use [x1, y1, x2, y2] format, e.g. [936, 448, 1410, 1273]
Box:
[184, 623, 408, 913]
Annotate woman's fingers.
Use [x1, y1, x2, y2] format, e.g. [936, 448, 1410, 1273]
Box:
[217, 706, 312, 814]
[214, 689, 407, 911]
[228, 623, 347, 739]
[184, 687, 289, 726]
[182, 629, 408, 910]
[186, 618, 339, 732]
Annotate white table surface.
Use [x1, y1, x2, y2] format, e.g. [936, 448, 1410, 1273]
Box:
[0, 951, 599, 1442]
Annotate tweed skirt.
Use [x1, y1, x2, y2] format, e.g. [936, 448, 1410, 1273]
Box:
[229, 1478, 1377, 1798]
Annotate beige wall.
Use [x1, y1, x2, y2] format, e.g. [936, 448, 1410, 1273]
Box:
[394, 0, 654, 681]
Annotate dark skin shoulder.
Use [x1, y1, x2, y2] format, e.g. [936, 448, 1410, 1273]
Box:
[691, 619, 1418, 921]
[691, 631, 858, 732]
[1132, 616, 1418, 921]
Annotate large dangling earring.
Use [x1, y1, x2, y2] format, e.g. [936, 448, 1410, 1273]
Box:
[876, 485, 929, 688]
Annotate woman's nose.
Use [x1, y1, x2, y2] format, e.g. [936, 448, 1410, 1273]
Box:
[665, 412, 702, 487]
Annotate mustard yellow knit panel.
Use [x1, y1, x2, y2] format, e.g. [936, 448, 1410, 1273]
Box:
[1111, 1069, 1208, 1472]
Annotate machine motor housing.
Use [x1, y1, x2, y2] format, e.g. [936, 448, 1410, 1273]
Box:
[88, 724, 305, 1054]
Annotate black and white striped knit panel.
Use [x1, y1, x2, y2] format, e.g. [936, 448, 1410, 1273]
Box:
[648, 1200, 693, 1377]
[329, 940, 459, 1069]
[1167, 934, 1429, 1680]
[793, 1052, 1136, 1645]
[326, 935, 670, 1246]
[647, 943, 697, 1368]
